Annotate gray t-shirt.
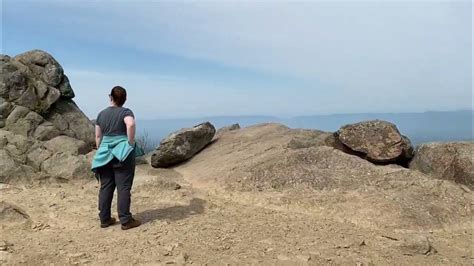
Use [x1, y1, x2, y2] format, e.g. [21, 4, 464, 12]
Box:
[96, 106, 134, 136]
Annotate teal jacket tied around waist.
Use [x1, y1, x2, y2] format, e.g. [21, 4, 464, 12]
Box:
[91, 135, 144, 177]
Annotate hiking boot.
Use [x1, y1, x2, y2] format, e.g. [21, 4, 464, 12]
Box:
[100, 217, 117, 228]
[121, 217, 141, 230]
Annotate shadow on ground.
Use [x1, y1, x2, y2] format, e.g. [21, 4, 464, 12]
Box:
[136, 198, 206, 223]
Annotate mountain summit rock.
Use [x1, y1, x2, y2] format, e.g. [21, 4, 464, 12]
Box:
[0, 50, 95, 182]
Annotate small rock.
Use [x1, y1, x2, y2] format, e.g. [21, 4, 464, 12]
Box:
[164, 245, 175, 252]
[79, 259, 91, 264]
[67, 252, 86, 259]
[32, 222, 50, 231]
[176, 252, 189, 264]
[296, 254, 311, 262]
[277, 254, 291, 261]
[398, 235, 437, 256]
[0, 240, 12, 251]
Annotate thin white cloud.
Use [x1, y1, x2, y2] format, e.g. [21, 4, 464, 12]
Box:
[5, 0, 472, 116]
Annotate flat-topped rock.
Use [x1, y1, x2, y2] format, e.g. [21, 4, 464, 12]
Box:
[335, 120, 414, 164]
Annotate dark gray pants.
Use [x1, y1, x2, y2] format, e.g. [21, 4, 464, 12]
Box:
[98, 151, 135, 224]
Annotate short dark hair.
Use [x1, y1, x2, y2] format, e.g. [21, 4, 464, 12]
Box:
[110, 86, 127, 106]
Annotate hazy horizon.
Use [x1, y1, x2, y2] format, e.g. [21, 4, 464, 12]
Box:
[132, 109, 474, 121]
[3, 0, 472, 120]
[132, 110, 473, 150]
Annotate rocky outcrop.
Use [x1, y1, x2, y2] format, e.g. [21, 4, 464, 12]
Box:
[0, 50, 93, 146]
[0, 50, 95, 182]
[333, 120, 414, 165]
[174, 123, 470, 231]
[410, 142, 473, 188]
[151, 122, 216, 168]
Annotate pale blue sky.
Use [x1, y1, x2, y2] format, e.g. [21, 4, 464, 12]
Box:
[2, 0, 472, 119]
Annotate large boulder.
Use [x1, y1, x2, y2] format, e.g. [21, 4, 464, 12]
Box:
[5, 106, 44, 136]
[334, 120, 414, 164]
[43, 135, 89, 156]
[0, 130, 44, 181]
[44, 100, 94, 147]
[0, 149, 23, 182]
[33, 121, 61, 141]
[41, 153, 94, 180]
[0, 149, 36, 183]
[26, 145, 52, 171]
[409, 142, 473, 188]
[0, 129, 33, 163]
[151, 122, 216, 168]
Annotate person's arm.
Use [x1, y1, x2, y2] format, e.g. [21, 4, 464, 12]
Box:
[124, 116, 136, 145]
[95, 125, 102, 148]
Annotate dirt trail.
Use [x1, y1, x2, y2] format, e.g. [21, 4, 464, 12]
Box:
[0, 164, 471, 265]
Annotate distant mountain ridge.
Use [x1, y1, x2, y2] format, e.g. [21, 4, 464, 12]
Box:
[137, 110, 473, 146]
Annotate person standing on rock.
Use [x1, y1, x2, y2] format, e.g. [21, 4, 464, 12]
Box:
[91, 86, 144, 230]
